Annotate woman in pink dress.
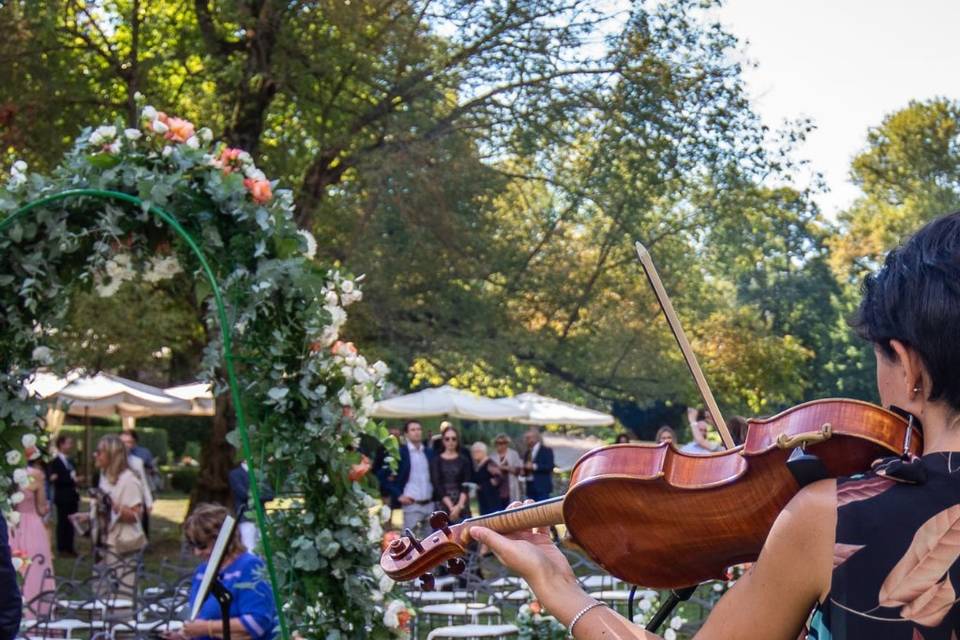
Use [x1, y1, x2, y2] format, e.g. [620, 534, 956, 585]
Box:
[8, 459, 55, 618]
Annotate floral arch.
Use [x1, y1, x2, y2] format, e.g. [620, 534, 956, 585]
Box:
[0, 105, 400, 637]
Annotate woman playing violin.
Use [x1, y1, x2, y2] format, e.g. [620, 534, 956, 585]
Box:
[471, 212, 960, 639]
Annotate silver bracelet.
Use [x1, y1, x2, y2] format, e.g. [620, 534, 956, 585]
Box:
[569, 599, 604, 635]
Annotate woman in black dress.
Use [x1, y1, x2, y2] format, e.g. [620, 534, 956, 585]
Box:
[430, 424, 472, 523]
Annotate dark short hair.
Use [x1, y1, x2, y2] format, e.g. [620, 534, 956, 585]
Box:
[403, 420, 421, 433]
[853, 211, 960, 411]
[55, 434, 73, 448]
[121, 430, 139, 442]
[696, 408, 707, 422]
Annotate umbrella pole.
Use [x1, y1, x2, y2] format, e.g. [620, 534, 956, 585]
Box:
[84, 407, 92, 487]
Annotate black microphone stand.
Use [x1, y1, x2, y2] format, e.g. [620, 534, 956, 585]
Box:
[208, 577, 233, 640]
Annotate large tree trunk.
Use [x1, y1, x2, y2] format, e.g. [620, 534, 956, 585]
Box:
[188, 382, 235, 511]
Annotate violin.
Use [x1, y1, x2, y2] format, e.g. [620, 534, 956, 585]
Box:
[381, 398, 921, 588]
[380, 244, 923, 589]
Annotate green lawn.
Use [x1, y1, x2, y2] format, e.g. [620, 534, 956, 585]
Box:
[52, 491, 191, 578]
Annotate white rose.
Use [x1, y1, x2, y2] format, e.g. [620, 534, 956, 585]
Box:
[199, 127, 213, 143]
[353, 367, 371, 384]
[243, 166, 266, 181]
[361, 395, 375, 412]
[383, 601, 405, 629]
[340, 280, 355, 294]
[5, 450, 21, 465]
[31, 346, 53, 364]
[378, 574, 395, 594]
[185, 136, 200, 149]
[319, 326, 338, 347]
[670, 616, 684, 630]
[367, 516, 383, 543]
[338, 388, 353, 406]
[326, 305, 347, 328]
[13, 469, 29, 488]
[142, 105, 158, 120]
[638, 599, 652, 612]
[90, 125, 117, 145]
[161, 145, 174, 157]
[124, 128, 142, 140]
[20, 434, 36, 449]
[153, 119, 170, 134]
[237, 151, 252, 165]
[341, 289, 363, 306]
[665, 629, 676, 640]
[12, 160, 27, 172]
[107, 140, 121, 154]
[372, 361, 389, 377]
[298, 230, 317, 260]
[10, 492, 24, 505]
[324, 290, 339, 306]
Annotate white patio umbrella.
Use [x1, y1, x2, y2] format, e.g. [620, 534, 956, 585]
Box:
[165, 382, 216, 417]
[369, 385, 527, 421]
[497, 392, 614, 427]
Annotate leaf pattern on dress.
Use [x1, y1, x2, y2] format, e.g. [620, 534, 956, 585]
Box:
[879, 504, 960, 607]
[900, 577, 955, 627]
[837, 475, 894, 508]
[833, 543, 866, 568]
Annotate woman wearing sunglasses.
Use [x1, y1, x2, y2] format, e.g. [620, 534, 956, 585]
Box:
[430, 424, 473, 524]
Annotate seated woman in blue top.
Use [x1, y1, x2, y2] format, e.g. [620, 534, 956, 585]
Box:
[170, 503, 277, 640]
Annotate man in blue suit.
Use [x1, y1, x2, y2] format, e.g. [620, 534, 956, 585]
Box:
[523, 428, 555, 502]
[0, 514, 22, 640]
[379, 420, 435, 534]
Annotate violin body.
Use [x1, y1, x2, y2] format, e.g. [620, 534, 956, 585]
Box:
[380, 398, 921, 589]
[564, 399, 920, 587]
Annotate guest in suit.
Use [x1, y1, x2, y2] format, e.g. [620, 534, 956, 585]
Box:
[47, 434, 80, 556]
[522, 428, 554, 501]
[0, 513, 22, 640]
[380, 420, 435, 534]
[228, 460, 275, 553]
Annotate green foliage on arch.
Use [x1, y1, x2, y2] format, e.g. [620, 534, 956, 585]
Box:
[0, 104, 401, 637]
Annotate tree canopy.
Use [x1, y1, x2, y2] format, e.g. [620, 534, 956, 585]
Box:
[3, 0, 952, 433]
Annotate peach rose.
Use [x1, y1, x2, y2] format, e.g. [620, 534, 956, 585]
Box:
[381, 530, 400, 552]
[218, 147, 244, 173]
[529, 600, 542, 615]
[164, 117, 195, 143]
[348, 454, 371, 482]
[244, 178, 272, 204]
[331, 340, 358, 357]
[397, 609, 412, 630]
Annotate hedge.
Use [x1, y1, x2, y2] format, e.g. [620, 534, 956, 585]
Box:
[57, 425, 169, 465]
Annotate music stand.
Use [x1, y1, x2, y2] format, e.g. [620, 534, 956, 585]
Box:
[190, 514, 238, 640]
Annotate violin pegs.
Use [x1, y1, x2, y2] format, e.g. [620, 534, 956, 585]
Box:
[402, 528, 425, 553]
[419, 573, 436, 591]
[446, 557, 466, 575]
[387, 537, 412, 560]
[429, 511, 452, 536]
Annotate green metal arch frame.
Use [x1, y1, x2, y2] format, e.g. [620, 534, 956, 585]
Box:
[2, 189, 289, 639]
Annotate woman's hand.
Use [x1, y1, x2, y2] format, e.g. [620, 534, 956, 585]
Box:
[180, 620, 211, 638]
[469, 501, 577, 593]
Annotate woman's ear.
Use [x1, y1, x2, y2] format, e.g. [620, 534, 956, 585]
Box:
[889, 339, 927, 399]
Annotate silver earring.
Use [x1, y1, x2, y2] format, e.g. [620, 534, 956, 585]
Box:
[913, 385, 922, 393]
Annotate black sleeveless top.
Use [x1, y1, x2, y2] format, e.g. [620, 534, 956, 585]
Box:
[807, 452, 960, 640]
